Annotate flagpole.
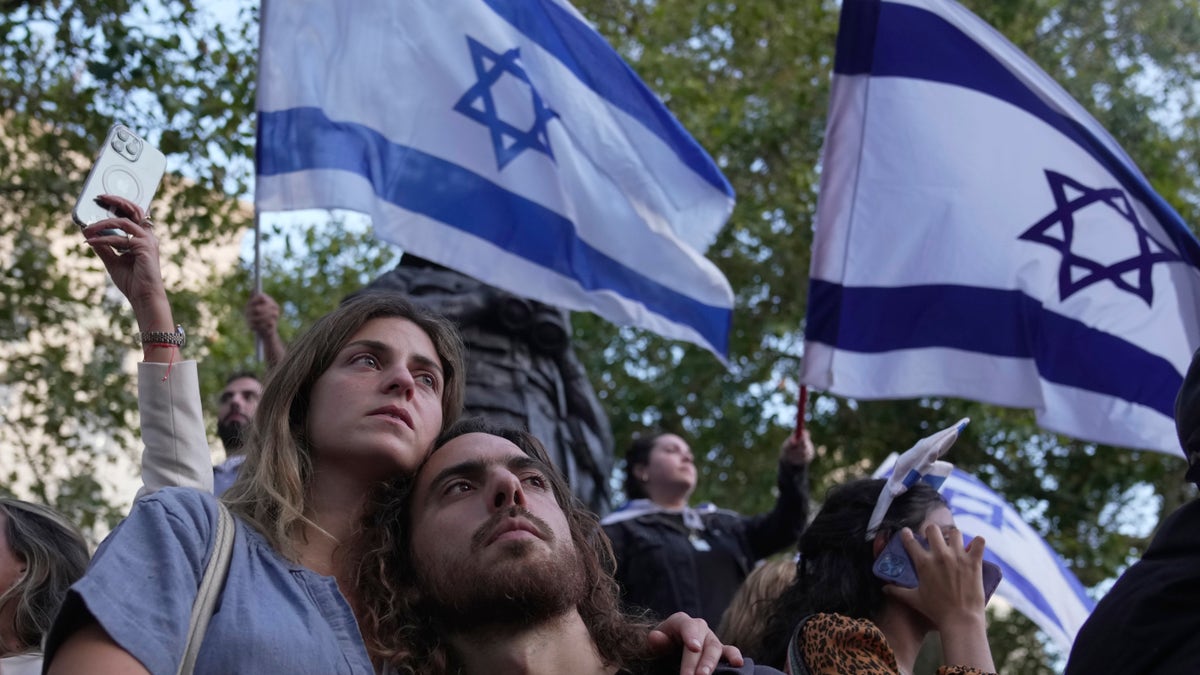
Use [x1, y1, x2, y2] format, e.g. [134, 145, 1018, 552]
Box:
[793, 384, 807, 440]
[253, 211, 263, 362]
[253, 0, 267, 364]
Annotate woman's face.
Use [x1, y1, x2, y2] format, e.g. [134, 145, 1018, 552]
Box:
[920, 504, 956, 542]
[642, 433, 697, 500]
[306, 317, 446, 481]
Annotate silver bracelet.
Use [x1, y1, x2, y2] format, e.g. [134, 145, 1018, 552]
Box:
[138, 324, 187, 348]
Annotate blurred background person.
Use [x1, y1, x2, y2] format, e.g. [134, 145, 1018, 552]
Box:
[602, 430, 814, 626]
[717, 557, 796, 660]
[0, 498, 89, 675]
[213, 371, 261, 495]
[211, 292, 281, 494]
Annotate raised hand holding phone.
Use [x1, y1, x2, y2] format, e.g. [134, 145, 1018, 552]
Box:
[82, 194, 177, 364]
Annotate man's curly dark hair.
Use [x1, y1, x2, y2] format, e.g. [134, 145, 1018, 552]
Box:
[355, 418, 672, 674]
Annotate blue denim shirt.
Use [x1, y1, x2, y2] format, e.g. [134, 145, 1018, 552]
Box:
[45, 488, 373, 674]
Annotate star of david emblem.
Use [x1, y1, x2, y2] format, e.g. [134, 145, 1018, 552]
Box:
[453, 36, 559, 170]
[1018, 170, 1181, 306]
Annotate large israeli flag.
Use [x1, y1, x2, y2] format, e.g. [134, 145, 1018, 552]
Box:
[801, 0, 1200, 454]
[875, 455, 1095, 651]
[256, 0, 735, 356]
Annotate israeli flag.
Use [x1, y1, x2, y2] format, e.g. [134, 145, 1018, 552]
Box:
[801, 0, 1200, 454]
[255, 0, 735, 356]
[875, 455, 1094, 651]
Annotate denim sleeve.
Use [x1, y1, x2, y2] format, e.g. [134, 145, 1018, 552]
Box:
[44, 488, 217, 674]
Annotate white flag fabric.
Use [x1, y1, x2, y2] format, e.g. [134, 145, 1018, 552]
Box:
[256, 0, 735, 356]
[875, 454, 1095, 651]
[801, 0, 1200, 454]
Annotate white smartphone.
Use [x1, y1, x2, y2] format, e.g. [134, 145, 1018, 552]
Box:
[72, 124, 166, 231]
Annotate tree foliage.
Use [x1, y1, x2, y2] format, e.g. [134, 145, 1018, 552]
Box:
[2, 0, 1199, 670]
[0, 0, 258, 535]
[569, 0, 1200, 670]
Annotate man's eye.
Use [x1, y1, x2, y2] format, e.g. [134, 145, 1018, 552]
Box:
[522, 474, 548, 489]
[416, 373, 438, 388]
[444, 481, 473, 495]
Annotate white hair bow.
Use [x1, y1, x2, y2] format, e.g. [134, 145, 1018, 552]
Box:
[865, 418, 970, 539]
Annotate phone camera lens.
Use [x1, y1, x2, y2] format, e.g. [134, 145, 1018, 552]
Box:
[126, 139, 142, 157]
[876, 553, 905, 579]
[116, 129, 131, 142]
[111, 139, 126, 153]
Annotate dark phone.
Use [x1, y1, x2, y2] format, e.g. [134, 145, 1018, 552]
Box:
[872, 531, 1003, 601]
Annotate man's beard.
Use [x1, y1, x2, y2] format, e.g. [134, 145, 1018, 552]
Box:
[217, 418, 247, 452]
[416, 506, 588, 634]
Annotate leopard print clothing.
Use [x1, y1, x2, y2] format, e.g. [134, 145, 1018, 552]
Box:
[788, 613, 993, 675]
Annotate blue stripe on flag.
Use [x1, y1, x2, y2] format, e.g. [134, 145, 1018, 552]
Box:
[258, 106, 731, 354]
[984, 550, 1069, 636]
[806, 280, 1181, 417]
[480, 0, 733, 198]
[950, 471, 1095, 610]
[833, 0, 881, 74]
[834, 0, 1200, 270]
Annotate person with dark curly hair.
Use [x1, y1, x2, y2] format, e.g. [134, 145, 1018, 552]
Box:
[757, 477, 995, 675]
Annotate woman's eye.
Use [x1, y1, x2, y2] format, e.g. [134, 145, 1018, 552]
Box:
[351, 353, 381, 368]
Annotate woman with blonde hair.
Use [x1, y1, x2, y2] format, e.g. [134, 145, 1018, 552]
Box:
[717, 558, 796, 660]
[45, 195, 466, 674]
[0, 498, 89, 675]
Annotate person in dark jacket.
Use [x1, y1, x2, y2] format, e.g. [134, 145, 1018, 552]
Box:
[1064, 347, 1200, 674]
[601, 430, 814, 626]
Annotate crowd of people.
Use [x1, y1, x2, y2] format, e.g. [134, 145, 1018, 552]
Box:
[1, 190, 1197, 674]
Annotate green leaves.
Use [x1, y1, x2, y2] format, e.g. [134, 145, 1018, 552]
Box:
[570, 0, 1199, 668]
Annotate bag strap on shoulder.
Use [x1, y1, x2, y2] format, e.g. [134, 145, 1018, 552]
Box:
[176, 501, 235, 675]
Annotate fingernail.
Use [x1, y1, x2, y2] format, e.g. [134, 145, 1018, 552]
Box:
[689, 639, 701, 650]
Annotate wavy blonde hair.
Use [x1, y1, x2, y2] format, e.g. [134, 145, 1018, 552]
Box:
[717, 557, 796, 659]
[221, 292, 466, 561]
[0, 498, 89, 655]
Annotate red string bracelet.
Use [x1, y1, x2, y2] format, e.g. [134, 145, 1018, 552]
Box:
[143, 342, 179, 380]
